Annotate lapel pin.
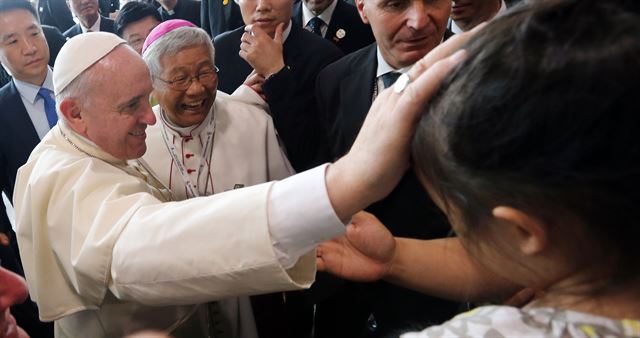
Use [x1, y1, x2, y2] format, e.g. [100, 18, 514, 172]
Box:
[223, 0, 229, 5]
[335, 28, 346, 40]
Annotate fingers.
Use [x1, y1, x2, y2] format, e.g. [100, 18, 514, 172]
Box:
[273, 22, 285, 44]
[392, 49, 467, 124]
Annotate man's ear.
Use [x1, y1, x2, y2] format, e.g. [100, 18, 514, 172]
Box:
[356, 0, 369, 24]
[59, 98, 87, 134]
[492, 206, 548, 256]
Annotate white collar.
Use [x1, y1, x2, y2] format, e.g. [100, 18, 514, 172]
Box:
[302, 0, 337, 28]
[80, 15, 101, 33]
[160, 103, 215, 137]
[13, 67, 54, 105]
[375, 47, 411, 78]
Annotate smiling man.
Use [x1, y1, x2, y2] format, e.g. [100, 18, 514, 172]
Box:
[312, 0, 459, 336]
[63, 0, 115, 38]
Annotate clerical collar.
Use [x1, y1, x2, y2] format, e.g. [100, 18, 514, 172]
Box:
[375, 47, 411, 78]
[81, 15, 101, 33]
[13, 67, 54, 105]
[302, 0, 337, 29]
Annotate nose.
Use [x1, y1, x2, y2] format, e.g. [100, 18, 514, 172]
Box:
[140, 102, 156, 126]
[21, 37, 38, 56]
[255, 0, 272, 12]
[185, 78, 206, 96]
[406, 0, 429, 31]
[0, 267, 29, 313]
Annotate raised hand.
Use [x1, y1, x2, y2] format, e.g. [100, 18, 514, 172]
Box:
[239, 23, 286, 78]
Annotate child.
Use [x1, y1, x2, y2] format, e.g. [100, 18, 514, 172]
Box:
[319, 0, 640, 336]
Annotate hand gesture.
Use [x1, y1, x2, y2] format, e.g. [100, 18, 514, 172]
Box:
[316, 211, 396, 282]
[243, 69, 267, 100]
[239, 23, 286, 77]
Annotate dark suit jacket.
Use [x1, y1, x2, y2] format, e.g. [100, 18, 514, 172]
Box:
[42, 25, 67, 67]
[201, 0, 244, 37]
[214, 24, 343, 171]
[38, 0, 75, 32]
[0, 81, 54, 338]
[158, 0, 201, 26]
[292, 0, 374, 55]
[312, 44, 460, 338]
[63, 16, 116, 38]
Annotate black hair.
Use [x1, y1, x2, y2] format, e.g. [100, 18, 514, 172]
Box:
[412, 0, 640, 282]
[0, 0, 38, 20]
[114, 1, 161, 37]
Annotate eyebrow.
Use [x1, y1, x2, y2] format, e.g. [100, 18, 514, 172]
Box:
[116, 95, 144, 111]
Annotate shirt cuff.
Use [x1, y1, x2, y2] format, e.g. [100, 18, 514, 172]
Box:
[268, 164, 346, 269]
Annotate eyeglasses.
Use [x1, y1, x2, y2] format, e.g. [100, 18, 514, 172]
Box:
[156, 66, 219, 91]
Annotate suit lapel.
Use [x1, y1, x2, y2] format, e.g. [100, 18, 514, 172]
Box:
[325, 0, 344, 45]
[339, 44, 376, 142]
[4, 81, 41, 145]
[292, 2, 303, 28]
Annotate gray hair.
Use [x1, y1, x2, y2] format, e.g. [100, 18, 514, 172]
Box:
[55, 62, 104, 119]
[142, 26, 215, 81]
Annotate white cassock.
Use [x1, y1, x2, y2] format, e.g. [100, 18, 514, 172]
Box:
[142, 90, 294, 338]
[14, 116, 342, 337]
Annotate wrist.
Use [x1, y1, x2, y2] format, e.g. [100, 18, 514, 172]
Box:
[265, 62, 287, 80]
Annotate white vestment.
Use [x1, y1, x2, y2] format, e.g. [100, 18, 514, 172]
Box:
[14, 119, 317, 338]
[142, 91, 294, 338]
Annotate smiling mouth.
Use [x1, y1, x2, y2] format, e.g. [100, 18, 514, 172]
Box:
[181, 100, 206, 110]
[129, 130, 145, 137]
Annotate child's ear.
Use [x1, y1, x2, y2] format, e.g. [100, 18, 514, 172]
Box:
[492, 206, 548, 255]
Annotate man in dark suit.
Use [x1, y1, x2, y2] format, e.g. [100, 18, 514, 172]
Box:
[214, 0, 343, 172]
[292, 0, 374, 55]
[63, 0, 115, 38]
[201, 0, 244, 37]
[312, 0, 460, 337]
[37, 0, 75, 32]
[157, 0, 201, 26]
[0, 2, 60, 337]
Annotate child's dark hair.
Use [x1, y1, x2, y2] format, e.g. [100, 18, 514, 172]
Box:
[412, 0, 640, 282]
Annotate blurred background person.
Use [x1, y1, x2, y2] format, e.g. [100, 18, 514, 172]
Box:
[115, 1, 161, 54]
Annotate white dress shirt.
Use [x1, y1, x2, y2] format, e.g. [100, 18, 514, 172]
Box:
[302, 0, 338, 38]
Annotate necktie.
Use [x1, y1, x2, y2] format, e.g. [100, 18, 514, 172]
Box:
[306, 17, 324, 36]
[37, 87, 58, 128]
[381, 72, 401, 89]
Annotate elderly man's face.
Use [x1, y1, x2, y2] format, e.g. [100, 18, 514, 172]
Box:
[0, 9, 50, 85]
[69, 0, 100, 27]
[81, 46, 156, 160]
[239, 0, 295, 37]
[357, 0, 450, 69]
[153, 45, 217, 127]
[123, 16, 161, 55]
[451, 0, 501, 31]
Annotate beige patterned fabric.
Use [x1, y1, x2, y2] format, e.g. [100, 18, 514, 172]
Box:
[401, 306, 640, 338]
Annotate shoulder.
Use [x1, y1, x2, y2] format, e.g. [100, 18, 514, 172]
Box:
[0, 81, 18, 106]
[400, 306, 548, 338]
[214, 26, 244, 45]
[287, 26, 343, 64]
[215, 91, 272, 126]
[319, 43, 374, 77]
[63, 24, 80, 37]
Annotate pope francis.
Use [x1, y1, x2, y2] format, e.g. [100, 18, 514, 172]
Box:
[12, 24, 470, 338]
